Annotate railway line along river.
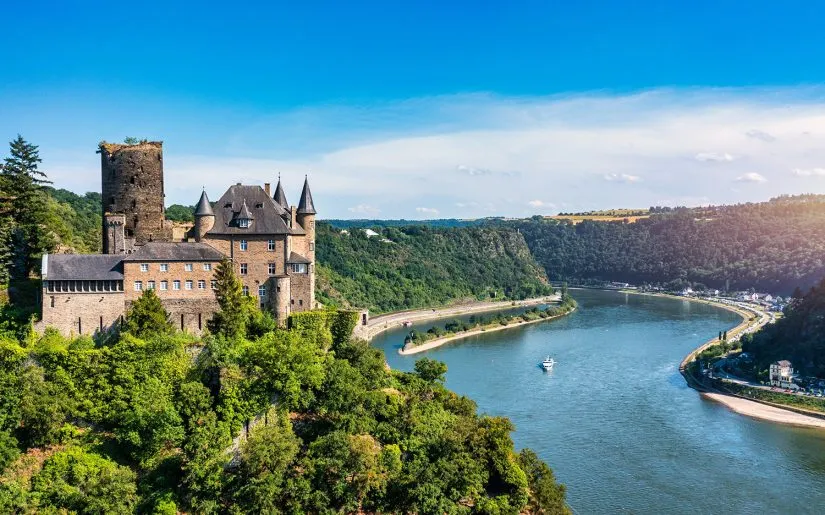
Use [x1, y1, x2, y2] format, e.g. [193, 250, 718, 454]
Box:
[372, 288, 825, 514]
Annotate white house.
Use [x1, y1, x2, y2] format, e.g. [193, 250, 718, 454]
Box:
[769, 360, 796, 388]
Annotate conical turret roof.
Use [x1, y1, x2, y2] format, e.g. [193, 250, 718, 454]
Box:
[194, 190, 214, 216]
[273, 176, 289, 210]
[237, 199, 254, 220]
[297, 176, 316, 215]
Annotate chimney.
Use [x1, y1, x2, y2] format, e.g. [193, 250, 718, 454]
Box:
[264, 183, 271, 195]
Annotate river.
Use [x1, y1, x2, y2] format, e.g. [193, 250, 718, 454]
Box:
[372, 289, 825, 514]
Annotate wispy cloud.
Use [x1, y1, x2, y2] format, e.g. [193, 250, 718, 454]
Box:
[695, 152, 735, 162]
[745, 129, 776, 142]
[527, 200, 552, 208]
[603, 173, 641, 183]
[29, 87, 825, 218]
[348, 204, 380, 215]
[792, 167, 825, 177]
[415, 207, 439, 215]
[736, 172, 767, 183]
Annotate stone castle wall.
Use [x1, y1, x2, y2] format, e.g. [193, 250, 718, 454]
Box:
[100, 141, 171, 249]
[41, 290, 125, 336]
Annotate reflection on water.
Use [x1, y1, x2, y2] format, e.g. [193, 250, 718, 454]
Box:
[373, 289, 825, 514]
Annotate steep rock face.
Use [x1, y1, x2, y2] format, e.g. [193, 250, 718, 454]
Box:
[315, 224, 552, 313]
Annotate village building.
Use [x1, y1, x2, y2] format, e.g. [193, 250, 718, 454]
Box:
[38, 141, 317, 335]
[769, 360, 796, 388]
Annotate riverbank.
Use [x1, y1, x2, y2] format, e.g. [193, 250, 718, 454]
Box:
[702, 393, 825, 429]
[353, 295, 560, 341]
[398, 306, 576, 355]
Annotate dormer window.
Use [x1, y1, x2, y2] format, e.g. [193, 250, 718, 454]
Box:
[238, 218, 250, 228]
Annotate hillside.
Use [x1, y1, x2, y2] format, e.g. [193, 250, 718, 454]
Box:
[743, 279, 825, 377]
[510, 195, 825, 294]
[316, 224, 553, 313]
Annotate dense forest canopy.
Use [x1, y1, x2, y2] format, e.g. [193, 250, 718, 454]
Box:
[743, 278, 825, 377]
[315, 224, 553, 313]
[508, 196, 825, 294]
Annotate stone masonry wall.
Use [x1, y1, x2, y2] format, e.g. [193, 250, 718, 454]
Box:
[123, 261, 221, 302]
[100, 141, 171, 249]
[41, 290, 125, 336]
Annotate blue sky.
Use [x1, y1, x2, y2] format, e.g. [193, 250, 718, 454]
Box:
[3, 1, 825, 218]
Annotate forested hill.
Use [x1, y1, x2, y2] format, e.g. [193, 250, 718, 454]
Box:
[316, 223, 553, 313]
[509, 196, 825, 294]
[743, 278, 825, 376]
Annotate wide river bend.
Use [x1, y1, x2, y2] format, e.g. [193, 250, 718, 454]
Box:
[373, 289, 825, 514]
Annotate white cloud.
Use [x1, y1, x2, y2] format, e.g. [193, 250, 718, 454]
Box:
[695, 152, 735, 162]
[745, 129, 776, 142]
[415, 207, 439, 215]
[456, 164, 491, 176]
[603, 173, 641, 183]
[792, 167, 825, 177]
[31, 87, 825, 218]
[736, 172, 767, 183]
[348, 204, 380, 215]
[527, 200, 553, 208]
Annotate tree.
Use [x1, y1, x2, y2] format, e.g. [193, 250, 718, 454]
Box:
[208, 258, 248, 338]
[124, 288, 172, 338]
[0, 135, 55, 277]
[30, 447, 138, 514]
[165, 204, 195, 222]
[17, 365, 74, 449]
[414, 358, 448, 383]
[518, 449, 570, 514]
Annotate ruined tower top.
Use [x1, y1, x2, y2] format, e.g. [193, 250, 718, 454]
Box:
[100, 140, 170, 253]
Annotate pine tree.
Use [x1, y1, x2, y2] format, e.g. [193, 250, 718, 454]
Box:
[1, 136, 55, 278]
[208, 258, 248, 338]
[124, 288, 173, 338]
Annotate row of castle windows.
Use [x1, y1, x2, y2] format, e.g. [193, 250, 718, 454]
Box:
[140, 263, 213, 272]
[235, 240, 314, 252]
[46, 280, 123, 293]
[235, 263, 307, 275]
[134, 280, 216, 291]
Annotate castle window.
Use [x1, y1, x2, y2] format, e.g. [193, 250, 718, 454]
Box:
[203, 263, 212, 271]
[242, 286, 249, 296]
[239, 219, 250, 228]
[198, 280, 206, 290]
[50, 296, 55, 308]
[47, 281, 54, 292]
[310, 221, 315, 229]
[255, 203, 263, 208]
[134, 281, 143, 291]
[240, 239, 248, 251]
[173, 280, 181, 291]
[211, 280, 217, 290]
[268, 239, 275, 251]
[140, 263, 149, 272]
[258, 285, 267, 298]
[268, 263, 276, 275]
[290, 263, 308, 274]
[240, 263, 248, 275]
[185, 280, 193, 290]
[160, 263, 169, 272]
[224, 202, 232, 208]
[185, 264, 193, 272]
[299, 299, 303, 306]
[69, 281, 76, 292]
[131, 176, 136, 184]
[291, 299, 294, 305]
[309, 242, 315, 251]
[160, 280, 168, 291]
[147, 281, 155, 290]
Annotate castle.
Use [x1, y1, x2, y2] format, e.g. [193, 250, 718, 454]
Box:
[39, 141, 317, 335]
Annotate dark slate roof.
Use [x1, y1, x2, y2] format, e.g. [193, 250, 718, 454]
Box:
[195, 190, 214, 216]
[273, 178, 289, 210]
[46, 254, 124, 281]
[208, 184, 297, 235]
[237, 199, 254, 220]
[124, 242, 225, 262]
[287, 251, 312, 264]
[297, 177, 316, 215]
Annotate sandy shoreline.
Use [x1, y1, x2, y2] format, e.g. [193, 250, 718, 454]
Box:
[702, 393, 825, 429]
[398, 307, 576, 355]
[353, 295, 559, 341]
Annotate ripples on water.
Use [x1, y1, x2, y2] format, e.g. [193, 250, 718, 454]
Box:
[373, 289, 825, 514]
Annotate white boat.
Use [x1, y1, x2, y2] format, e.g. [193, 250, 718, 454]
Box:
[541, 356, 556, 371]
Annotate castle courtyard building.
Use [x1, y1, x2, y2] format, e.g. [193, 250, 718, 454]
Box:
[39, 141, 317, 336]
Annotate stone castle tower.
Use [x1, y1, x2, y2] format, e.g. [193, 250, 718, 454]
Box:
[100, 141, 171, 253]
